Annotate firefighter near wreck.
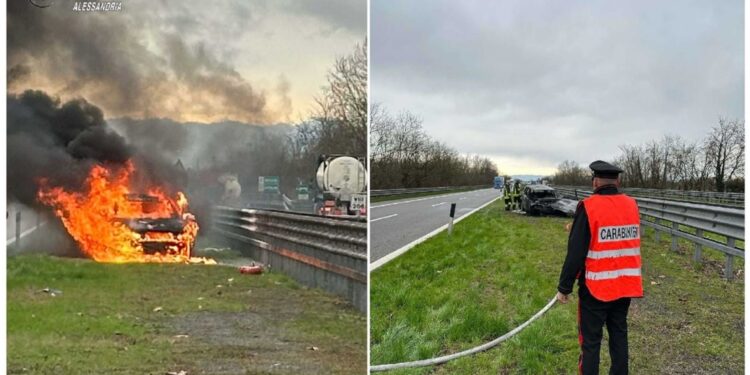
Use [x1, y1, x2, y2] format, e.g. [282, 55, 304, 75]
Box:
[504, 179, 523, 211]
[556, 160, 643, 375]
[511, 180, 522, 210]
[503, 181, 513, 210]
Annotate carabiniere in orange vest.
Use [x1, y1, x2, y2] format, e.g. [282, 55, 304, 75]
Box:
[556, 159, 643, 375]
[581, 194, 643, 302]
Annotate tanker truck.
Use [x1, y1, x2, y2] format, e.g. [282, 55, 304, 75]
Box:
[315, 154, 367, 217]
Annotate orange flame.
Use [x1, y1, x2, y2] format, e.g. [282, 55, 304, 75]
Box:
[38, 161, 214, 264]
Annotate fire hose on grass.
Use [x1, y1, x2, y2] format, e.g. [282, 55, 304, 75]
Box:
[370, 296, 558, 372]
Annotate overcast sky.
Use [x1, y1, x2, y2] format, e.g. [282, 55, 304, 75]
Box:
[9, 0, 365, 124]
[371, 0, 744, 175]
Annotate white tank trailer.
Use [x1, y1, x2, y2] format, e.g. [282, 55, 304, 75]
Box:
[315, 155, 367, 216]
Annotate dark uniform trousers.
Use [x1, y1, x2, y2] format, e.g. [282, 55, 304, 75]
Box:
[578, 286, 631, 375]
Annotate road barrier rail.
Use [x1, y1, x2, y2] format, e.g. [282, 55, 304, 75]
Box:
[554, 185, 743, 207]
[371, 185, 491, 197]
[555, 187, 744, 279]
[212, 206, 367, 311]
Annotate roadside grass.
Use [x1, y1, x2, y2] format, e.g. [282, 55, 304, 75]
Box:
[370, 187, 490, 203]
[370, 200, 743, 374]
[8, 255, 365, 374]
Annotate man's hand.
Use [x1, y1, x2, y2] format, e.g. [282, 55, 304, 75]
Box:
[556, 291, 570, 304]
[565, 222, 572, 232]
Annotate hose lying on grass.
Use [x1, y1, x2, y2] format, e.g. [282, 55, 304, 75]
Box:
[370, 296, 558, 372]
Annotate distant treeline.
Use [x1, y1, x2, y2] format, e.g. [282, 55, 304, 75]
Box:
[370, 105, 499, 189]
[551, 118, 745, 192]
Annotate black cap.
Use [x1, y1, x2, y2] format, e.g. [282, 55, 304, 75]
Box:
[589, 160, 623, 178]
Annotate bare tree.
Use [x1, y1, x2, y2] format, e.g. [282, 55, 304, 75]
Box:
[551, 160, 590, 186]
[557, 118, 744, 192]
[705, 118, 744, 192]
[280, 41, 368, 194]
[311, 41, 367, 157]
[616, 144, 645, 187]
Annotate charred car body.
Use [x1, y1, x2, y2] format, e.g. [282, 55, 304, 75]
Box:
[520, 185, 578, 217]
[116, 194, 197, 257]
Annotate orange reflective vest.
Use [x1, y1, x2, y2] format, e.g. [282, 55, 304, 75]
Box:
[582, 194, 643, 302]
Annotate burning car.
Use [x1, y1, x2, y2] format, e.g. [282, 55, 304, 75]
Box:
[38, 161, 204, 263]
[116, 194, 197, 257]
[520, 184, 578, 217]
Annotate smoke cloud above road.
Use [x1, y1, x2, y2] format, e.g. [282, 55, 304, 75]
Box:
[8, 0, 364, 124]
[371, 0, 743, 175]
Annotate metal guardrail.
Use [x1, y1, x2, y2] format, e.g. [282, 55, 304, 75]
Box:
[555, 185, 744, 207]
[555, 187, 745, 279]
[371, 185, 490, 197]
[211, 206, 367, 311]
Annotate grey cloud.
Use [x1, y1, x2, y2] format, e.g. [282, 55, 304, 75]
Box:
[282, 0, 366, 34]
[8, 0, 275, 123]
[372, 0, 743, 171]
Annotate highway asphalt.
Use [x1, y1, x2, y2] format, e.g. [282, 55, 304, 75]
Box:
[370, 188, 502, 264]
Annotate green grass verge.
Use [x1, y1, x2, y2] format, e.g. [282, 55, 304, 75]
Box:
[8, 255, 366, 374]
[370, 201, 743, 374]
[371, 187, 490, 203]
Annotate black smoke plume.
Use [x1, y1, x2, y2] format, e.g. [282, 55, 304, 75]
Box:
[8, 90, 133, 206]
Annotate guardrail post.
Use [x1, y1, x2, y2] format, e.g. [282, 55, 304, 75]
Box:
[725, 238, 736, 280]
[654, 220, 661, 243]
[15, 211, 21, 251]
[670, 221, 679, 251]
[693, 229, 703, 263]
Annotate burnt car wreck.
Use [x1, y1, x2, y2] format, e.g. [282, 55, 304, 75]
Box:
[520, 185, 578, 217]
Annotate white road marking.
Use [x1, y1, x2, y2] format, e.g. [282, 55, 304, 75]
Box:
[7, 222, 47, 245]
[459, 197, 467, 200]
[370, 195, 501, 270]
[371, 213, 398, 222]
[431, 202, 447, 207]
[370, 189, 490, 209]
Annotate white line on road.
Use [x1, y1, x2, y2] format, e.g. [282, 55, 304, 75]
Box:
[7, 222, 47, 245]
[431, 202, 447, 207]
[459, 197, 467, 200]
[370, 195, 501, 270]
[370, 189, 491, 209]
[371, 213, 398, 223]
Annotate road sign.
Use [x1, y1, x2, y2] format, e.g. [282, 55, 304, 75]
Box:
[258, 176, 280, 193]
[297, 185, 309, 201]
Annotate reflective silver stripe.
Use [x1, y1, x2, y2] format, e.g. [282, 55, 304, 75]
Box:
[585, 268, 641, 281]
[586, 247, 641, 260]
